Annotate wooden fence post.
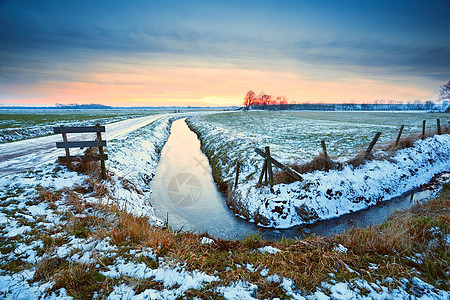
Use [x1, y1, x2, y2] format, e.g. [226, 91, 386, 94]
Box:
[365, 132, 382, 158]
[422, 120, 426, 140]
[258, 159, 267, 185]
[254, 148, 303, 182]
[321, 140, 328, 159]
[395, 125, 404, 147]
[265, 146, 274, 189]
[61, 125, 70, 158]
[437, 119, 442, 135]
[264, 160, 268, 185]
[96, 124, 107, 180]
[234, 161, 241, 189]
[321, 140, 332, 170]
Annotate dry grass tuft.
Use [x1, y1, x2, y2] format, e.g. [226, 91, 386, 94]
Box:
[384, 135, 418, 152]
[275, 153, 342, 184]
[85, 177, 110, 198]
[346, 151, 373, 169]
[36, 187, 63, 209]
[60, 147, 112, 181]
[293, 152, 341, 173]
[109, 212, 155, 246]
[35, 258, 106, 299]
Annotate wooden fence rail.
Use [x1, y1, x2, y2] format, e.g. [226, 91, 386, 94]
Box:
[56, 141, 107, 148]
[53, 124, 108, 180]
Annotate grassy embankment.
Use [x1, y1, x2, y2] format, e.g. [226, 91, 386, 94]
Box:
[2, 155, 448, 299]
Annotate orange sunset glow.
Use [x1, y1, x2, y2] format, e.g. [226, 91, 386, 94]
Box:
[6, 67, 435, 107]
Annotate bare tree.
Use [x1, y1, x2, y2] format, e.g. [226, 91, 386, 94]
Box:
[439, 81, 450, 100]
[243, 90, 256, 107]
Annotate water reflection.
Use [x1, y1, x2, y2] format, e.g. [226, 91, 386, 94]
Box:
[150, 118, 441, 240]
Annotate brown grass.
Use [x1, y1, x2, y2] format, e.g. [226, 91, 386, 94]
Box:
[31, 147, 450, 297]
[384, 135, 418, 152]
[34, 258, 107, 299]
[275, 153, 343, 184]
[60, 147, 112, 181]
[346, 151, 373, 168]
[37, 187, 63, 210]
[336, 183, 450, 289]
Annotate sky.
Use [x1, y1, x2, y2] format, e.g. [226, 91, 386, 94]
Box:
[0, 0, 449, 107]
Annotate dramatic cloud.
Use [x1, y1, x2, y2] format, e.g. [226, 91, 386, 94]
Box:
[1, 0, 449, 105]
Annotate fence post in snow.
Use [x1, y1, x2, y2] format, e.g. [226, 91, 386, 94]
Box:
[96, 124, 107, 180]
[437, 119, 442, 135]
[264, 161, 268, 185]
[321, 140, 332, 170]
[365, 132, 382, 159]
[60, 125, 71, 158]
[321, 140, 328, 159]
[234, 161, 241, 189]
[395, 125, 404, 147]
[265, 146, 274, 191]
[422, 120, 426, 140]
[258, 159, 267, 185]
[254, 147, 303, 183]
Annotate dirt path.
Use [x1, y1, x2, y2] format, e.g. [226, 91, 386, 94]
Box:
[0, 114, 173, 178]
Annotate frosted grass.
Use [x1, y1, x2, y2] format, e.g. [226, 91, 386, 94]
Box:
[194, 111, 450, 160]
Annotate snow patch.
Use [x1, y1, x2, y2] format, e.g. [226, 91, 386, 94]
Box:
[258, 245, 281, 254]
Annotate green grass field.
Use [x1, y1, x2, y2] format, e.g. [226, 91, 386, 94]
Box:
[0, 109, 161, 130]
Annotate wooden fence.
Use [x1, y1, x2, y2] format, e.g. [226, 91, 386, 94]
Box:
[54, 124, 108, 180]
[232, 118, 447, 192]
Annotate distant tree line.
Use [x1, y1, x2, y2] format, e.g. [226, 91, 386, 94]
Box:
[256, 102, 440, 111]
[243, 90, 290, 108]
[55, 103, 113, 109]
[242, 89, 446, 111]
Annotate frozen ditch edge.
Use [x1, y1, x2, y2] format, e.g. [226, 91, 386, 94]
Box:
[186, 117, 450, 229]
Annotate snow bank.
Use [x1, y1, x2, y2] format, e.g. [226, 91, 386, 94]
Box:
[234, 135, 450, 228]
[103, 115, 180, 220]
[188, 117, 450, 228]
[107, 115, 177, 187]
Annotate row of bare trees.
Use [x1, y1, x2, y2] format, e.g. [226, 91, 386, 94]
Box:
[243, 90, 289, 108]
[243, 81, 450, 109]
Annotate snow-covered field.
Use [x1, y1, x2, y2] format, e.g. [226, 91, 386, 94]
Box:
[191, 111, 449, 161]
[0, 110, 448, 298]
[187, 112, 450, 228]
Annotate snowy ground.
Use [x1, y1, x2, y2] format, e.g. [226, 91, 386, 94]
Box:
[0, 112, 448, 298]
[0, 163, 447, 299]
[187, 117, 450, 228]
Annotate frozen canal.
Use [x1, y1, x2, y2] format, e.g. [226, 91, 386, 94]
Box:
[149, 118, 441, 240]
